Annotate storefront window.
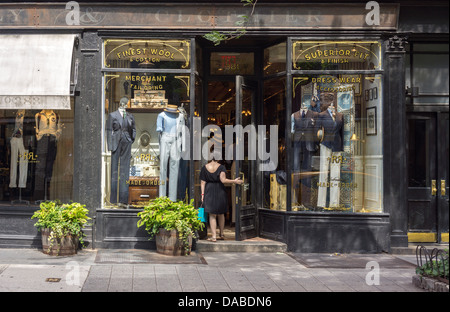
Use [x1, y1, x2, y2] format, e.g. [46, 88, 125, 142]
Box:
[265, 40, 384, 213]
[264, 42, 286, 76]
[263, 77, 287, 210]
[0, 102, 74, 205]
[102, 39, 191, 208]
[290, 74, 383, 213]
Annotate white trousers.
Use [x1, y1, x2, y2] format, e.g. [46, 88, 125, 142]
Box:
[10, 137, 28, 188]
[317, 144, 341, 208]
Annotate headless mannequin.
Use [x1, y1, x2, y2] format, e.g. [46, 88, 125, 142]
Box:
[10, 110, 28, 189]
[107, 97, 136, 205]
[291, 104, 319, 207]
[34, 109, 61, 200]
[317, 101, 344, 208]
[157, 105, 184, 201]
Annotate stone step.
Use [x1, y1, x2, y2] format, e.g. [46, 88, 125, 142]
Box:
[195, 239, 287, 253]
[391, 243, 449, 255]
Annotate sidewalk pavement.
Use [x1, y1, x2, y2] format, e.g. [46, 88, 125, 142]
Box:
[0, 248, 426, 293]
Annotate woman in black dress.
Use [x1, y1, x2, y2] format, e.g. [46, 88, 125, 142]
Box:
[200, 156, 243, 242]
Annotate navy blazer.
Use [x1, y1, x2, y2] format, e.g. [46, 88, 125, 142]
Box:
[317, 110, 344, 152]
[292, 109, 319, 152]
[106, 110, 136, 152]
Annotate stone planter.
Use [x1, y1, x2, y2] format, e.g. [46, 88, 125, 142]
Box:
[155, 228, 192, 256]
[41, 228, 79, 256]
[412, 274, 449, 292]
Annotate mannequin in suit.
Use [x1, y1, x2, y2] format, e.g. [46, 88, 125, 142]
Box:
[291, 100, 319, 207]
[316, 95, 344, 208]
[107, 97, 136, 204]
[157, 104, 185, 201]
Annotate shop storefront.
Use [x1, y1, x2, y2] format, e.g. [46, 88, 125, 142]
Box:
[0, 1, 448, 253]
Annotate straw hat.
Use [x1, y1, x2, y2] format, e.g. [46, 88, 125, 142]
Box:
[164, 104, 179, 113]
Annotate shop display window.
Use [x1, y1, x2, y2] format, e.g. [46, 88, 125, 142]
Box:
[265, 40, 384, 213]
[0, 101, 74, 205]
[102, 39, 191, 208]
[289, 74, 383, 213]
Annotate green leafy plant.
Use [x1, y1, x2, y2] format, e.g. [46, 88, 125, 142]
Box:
[31, 200, 90, 254]
[203, 0, 257, 46]
[137, 197, 205, 254]
[416, 249, 449, 280]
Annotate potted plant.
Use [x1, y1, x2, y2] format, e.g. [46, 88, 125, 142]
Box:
[137, 197, 204, 256]
[31, 200, 90, 256]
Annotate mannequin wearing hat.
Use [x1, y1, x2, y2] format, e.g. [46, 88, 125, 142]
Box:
[107, 97, 136, 204]
[156, 104, 186, 201]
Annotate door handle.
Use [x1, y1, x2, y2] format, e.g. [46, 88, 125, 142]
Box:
[431, 180, 437, 196]
[441, 180, 446, 196]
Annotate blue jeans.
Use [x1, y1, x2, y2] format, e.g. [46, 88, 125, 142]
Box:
[159, 132, 180, 201]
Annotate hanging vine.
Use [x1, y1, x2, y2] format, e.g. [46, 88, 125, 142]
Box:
[203, 0, 258, 46]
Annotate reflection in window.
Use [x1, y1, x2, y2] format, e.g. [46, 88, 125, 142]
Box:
[264, 42, 286, 76]
[0, 103, 74, 205]
[103, 73, 189, 208]
[263, 77, 286, 210]
[287, 74, 383, 213]
[408, 119, 429, 187]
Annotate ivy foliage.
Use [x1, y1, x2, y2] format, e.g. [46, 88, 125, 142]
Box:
[203, 0, 257, 46]
[137, 197, 205, 254]
[416, 249, 449, 280]
[31, 200, 91, 252]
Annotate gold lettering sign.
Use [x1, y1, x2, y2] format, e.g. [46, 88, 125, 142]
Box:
[127, 178, 164, 186]
[104, 39, 190, 69]
[293, 41, 382, 70]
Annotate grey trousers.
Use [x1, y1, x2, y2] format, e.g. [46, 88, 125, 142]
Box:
[159, 132, 180, 201]
[110, 139, 132, 204]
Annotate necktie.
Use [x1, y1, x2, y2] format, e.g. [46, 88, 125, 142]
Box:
[122, 111, 127, 128]
[302, 110, 306, 118]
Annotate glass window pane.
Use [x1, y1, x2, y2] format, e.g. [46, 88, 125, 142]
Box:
[0, 103, 74, 204]
[103, 72, 189, 208]
[263, 77, 286, 210]
[264, 42, 286, 76]
[414, 44, 449, 52]
[210, 52, 254, 75]
[408, 119, 429, 187]
[292, 41, 382, 71]
[104, 39, 190, 69]
[413, 54, 449, 94]
[290, 74, 383, 213]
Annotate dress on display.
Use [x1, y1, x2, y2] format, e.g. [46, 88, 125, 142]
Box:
[200, 164, 228, 215]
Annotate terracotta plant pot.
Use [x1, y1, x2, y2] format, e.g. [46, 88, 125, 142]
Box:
[41, 228, 79, 256]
